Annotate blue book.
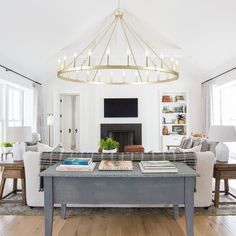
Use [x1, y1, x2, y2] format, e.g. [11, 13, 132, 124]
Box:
[62, 158, 92, 165]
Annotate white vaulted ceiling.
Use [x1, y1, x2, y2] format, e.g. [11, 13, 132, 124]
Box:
[0, 0, 236, 83]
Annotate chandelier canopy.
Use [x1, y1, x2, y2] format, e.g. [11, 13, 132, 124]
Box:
[57, 8, 179, 85]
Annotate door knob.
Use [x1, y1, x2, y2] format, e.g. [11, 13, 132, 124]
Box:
[69, 128, 71, 133]
[75, 128, 78, 133]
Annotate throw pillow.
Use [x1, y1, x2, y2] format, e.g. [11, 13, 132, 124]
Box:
[192, 138, 203, 147]
[200, 139, 209, 152]
[179, 136, 187, 148]
[181, 137, 193, 149]
[178, 145, 202, 152]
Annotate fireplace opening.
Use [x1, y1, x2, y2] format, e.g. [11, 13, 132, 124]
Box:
[109, 131, 134, 152]
[101, 124, 142, 152]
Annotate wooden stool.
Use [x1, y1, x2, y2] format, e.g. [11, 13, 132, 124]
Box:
[0, 160, 26, 205]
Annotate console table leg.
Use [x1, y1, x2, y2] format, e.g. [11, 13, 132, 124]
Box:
[44, 177, 54, 236]
[61, 203, 67, 219]
[173, 205, 179, 220]
[185, 178, 194, 236]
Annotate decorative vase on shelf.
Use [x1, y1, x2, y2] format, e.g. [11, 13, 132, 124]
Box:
[178, 119, 185, 124]
[162, 126, 169, 135]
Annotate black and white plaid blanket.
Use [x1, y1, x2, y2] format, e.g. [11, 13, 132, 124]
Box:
[39, 151, 197, 191]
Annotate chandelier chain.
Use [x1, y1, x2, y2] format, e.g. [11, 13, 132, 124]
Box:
[120, 18, 143, 82]
[92, 18, 118, 82]
[122, 17, 157, 68]
[122, 18, 171, 70]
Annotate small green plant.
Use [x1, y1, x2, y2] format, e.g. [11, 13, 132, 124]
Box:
[177, 114, 185, 120]
[100, 137, 119, 150]
[0, 142, 13, 148]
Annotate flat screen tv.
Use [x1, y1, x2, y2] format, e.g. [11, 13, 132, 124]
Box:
[104, 98, 138, 118]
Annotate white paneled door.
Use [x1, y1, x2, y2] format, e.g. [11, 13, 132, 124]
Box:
[60, 94, 80, 151]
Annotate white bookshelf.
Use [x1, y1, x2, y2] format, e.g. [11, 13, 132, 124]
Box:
[160, 92, 189, 151]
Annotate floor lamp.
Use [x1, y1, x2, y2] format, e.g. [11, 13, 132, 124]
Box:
[47, 114, 54, 146]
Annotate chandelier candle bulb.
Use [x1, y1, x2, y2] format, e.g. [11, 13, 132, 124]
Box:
[171, 57, 174, 70]
[176, 61, 179, 72]
[127, 50, 130, 65]
[88, 50, 92, 66]
[63, 56, 67, 69]
[106, 48, 110, 65]
[145, 51, 149, 67]
[159, 54, 163, 68]
[73, 53, 77, 67]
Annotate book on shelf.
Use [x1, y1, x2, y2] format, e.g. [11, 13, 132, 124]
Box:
[139, 161, 178, 173]
[99, 160, 133, 171]
[56, 162, 96, 172]
[62, 158, 92, 165]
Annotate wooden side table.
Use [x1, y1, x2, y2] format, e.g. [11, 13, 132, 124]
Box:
[0, 160, 26, 205]
[213, 159, 236, 207]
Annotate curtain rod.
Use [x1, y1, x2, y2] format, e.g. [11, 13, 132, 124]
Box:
[201, 67, 236, 85]
[0, 64, 42, 85]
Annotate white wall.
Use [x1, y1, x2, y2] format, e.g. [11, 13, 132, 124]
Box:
[42, 74, 202, 151]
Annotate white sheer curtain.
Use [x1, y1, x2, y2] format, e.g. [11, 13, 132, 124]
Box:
[201, 80, 215, 135]
[33, 83, 44, 142]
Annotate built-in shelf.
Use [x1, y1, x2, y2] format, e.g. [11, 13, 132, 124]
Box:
[160, 92, 188, 151]
[162, 124, 187, 126]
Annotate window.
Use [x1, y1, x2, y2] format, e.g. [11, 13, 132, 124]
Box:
[8, 86, 24, 127]
[0, 80, 34, 141]
[213, 80, 236, 156]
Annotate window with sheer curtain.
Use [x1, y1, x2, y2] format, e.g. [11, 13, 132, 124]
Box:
[212, 80, 236, 156]
[0, 81, 34, 142]
[8, 86, 24, 127]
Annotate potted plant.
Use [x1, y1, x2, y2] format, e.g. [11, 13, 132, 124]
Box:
[99, 137, 119, 153]
[0, 142, 13, 153]
[177, 114, 185, 124]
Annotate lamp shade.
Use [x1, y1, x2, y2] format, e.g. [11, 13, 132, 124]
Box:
[208, 125, 236, 142]
[47, 115, 54, 126]
[7, 126, 32, 142]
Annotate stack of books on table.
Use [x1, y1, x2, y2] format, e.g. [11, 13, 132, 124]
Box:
[56, 158, 96, 172]
[139, 161, 178, 173]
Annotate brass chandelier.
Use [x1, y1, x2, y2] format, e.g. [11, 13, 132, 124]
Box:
[57, 8, 179, 85]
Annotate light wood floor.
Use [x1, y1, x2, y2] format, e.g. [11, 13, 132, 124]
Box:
[0, 214, 236, 236]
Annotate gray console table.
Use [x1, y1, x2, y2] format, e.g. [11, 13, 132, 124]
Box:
[40, 162, 198, 236]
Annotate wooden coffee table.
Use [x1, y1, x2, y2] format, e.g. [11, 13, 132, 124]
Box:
[0, 159, 26, 205]
[213, 158, 236, 207]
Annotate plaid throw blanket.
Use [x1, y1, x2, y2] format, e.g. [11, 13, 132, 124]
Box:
[39, 151, 196, 191]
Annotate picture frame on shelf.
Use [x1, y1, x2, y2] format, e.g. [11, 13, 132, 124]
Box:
[174, 106, 184, 113]
[172, 125, 185, 135]
[175, 95, 185, 101]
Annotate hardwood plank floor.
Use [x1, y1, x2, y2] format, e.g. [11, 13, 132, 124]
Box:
[0, 215, 236, 236]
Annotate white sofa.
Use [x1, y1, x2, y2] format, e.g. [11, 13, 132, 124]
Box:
[23, 151, 215, 207]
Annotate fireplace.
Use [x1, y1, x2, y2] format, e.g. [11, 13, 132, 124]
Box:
[100, 124, 142, 152]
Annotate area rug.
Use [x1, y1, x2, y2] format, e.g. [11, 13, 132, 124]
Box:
[1, 194, 236, 216]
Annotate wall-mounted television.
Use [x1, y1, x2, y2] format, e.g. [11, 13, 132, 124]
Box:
[104, 98, 138, 118]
